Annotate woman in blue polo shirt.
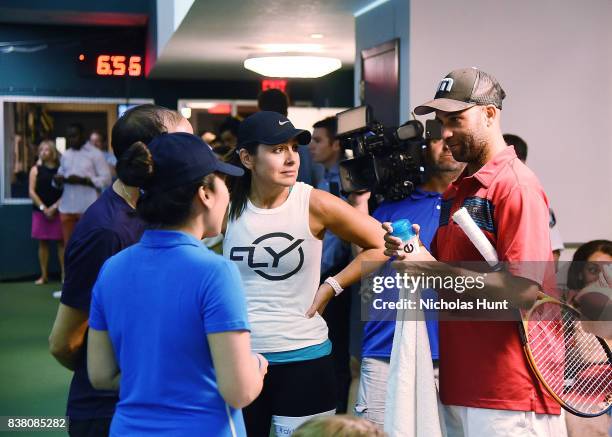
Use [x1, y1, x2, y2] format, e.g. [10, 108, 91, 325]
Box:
[87, 133, 267, 437]
[49, 104, 194, 436]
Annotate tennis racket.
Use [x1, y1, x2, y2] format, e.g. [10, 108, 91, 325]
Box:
[452, 207, 612, 417]
[519, 292, 612, 416]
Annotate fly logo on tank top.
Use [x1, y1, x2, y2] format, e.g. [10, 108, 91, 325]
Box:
[229, 232, 304, 281]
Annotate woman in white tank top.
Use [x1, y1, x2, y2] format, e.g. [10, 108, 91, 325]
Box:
[223, 111, 387, 436]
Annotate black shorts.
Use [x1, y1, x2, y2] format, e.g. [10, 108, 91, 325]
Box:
[243, 355, 337, 436]
[68, 417, 112, 437]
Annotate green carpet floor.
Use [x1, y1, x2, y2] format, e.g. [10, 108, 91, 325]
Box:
[0, 281, 71, 436]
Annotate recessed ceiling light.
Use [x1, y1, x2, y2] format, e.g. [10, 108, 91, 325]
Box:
[244, 54, 341, 78]
[310, 33, 324, 39]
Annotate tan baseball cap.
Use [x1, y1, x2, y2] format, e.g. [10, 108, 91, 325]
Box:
[414, 67, 506, 115]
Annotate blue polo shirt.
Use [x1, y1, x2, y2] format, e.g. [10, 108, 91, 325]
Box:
[297, 146, 324, 187]
[89, 230, 250, 436]
[362, 188, 442, 360]
[317, 164, 351, 275]
[60, 188, 145, 420]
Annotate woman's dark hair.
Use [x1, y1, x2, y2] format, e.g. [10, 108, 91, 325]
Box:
[227, 143, 258, 221]
[112, 104, 183, 184]
[567, 240, 612, 290]
[137, 175, 216, 227]
[119, 140, 217, 227]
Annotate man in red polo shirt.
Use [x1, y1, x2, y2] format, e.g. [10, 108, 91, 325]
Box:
[383, 68, 566, 436]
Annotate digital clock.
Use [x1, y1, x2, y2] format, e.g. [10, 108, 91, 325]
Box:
[78, 53, 143, 78]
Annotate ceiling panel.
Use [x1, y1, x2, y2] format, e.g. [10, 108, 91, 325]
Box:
[150, 0, 372, 80]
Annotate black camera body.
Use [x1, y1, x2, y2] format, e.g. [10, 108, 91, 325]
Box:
[336, 106, 440, 201]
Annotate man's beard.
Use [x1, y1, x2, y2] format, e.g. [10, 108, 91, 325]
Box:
[449, 133, 485, 164]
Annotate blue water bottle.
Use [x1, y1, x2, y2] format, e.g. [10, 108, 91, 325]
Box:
[390, 219, 420, 254]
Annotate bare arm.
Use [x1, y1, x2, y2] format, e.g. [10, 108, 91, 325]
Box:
[87, 328, 120, 390]
[310, 189, 387, 287]
[306, 189, 388, 316]
[28, 166, 44, 208]
[208, 331, 267, 409]
[49, 304, 89, 370]
[347, 191, 371, 257]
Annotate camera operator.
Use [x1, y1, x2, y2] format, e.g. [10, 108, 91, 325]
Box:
[352, 135, 464, 428]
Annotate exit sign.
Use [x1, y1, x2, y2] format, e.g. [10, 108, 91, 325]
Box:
[261, 79, 287, 92]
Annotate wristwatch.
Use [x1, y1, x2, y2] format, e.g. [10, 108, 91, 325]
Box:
[39, 204, 45, 211]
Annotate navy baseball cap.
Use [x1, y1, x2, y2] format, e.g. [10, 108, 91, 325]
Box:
[237, 111, 311, 150]
[146, 132, 243, 193]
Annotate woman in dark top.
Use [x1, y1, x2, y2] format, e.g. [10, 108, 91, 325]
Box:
[29, 140, 63, 284]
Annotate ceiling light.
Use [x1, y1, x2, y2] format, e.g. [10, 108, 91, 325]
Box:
[310, 33, 324, 39]
[244, 54, 341, 78]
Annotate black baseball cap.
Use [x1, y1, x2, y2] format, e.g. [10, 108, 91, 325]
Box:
[414, 67, 506, 115]
[237, 111, 311, 150]
[146, 132, 243, 193]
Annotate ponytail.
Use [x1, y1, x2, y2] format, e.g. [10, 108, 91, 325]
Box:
[227, 144, 257, 221]
[116, 141, 154, 188]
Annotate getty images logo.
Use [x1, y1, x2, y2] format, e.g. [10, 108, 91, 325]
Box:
[438, 78, 454, 93]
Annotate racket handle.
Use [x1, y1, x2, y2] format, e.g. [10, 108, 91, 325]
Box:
[452, 207, 499, 266]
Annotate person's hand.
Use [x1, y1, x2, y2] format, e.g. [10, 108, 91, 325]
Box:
[45, 204, 58, 218]
[255, 353, 269, 377]
[306, 282, 335, 318]
[382, 221, 405, 259]
[382, 221, 436, 274]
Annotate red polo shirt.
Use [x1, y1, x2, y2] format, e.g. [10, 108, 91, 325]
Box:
[432, 146, 560, 414]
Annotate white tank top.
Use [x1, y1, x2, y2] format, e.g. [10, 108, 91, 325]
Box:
[223, 182, 328, 353]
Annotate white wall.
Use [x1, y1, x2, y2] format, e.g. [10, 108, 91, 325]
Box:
[156, 0, 195, 56]
[409, 0, 612, 244]
[287, 107, 349, 133]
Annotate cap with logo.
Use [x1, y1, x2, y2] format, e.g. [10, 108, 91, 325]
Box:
[237, 111, 312, 150]
[414, 67, 506, 115]
[145, 132, 244, 193]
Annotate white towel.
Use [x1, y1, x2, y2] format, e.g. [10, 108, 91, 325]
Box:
[384, 286, 443, 437]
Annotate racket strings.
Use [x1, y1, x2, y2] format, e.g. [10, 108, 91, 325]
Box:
[568, 369, 611, 413]
[533, 314, 601, 382]
[531, 311, 602, 388]
[527, 302, 612, 415]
